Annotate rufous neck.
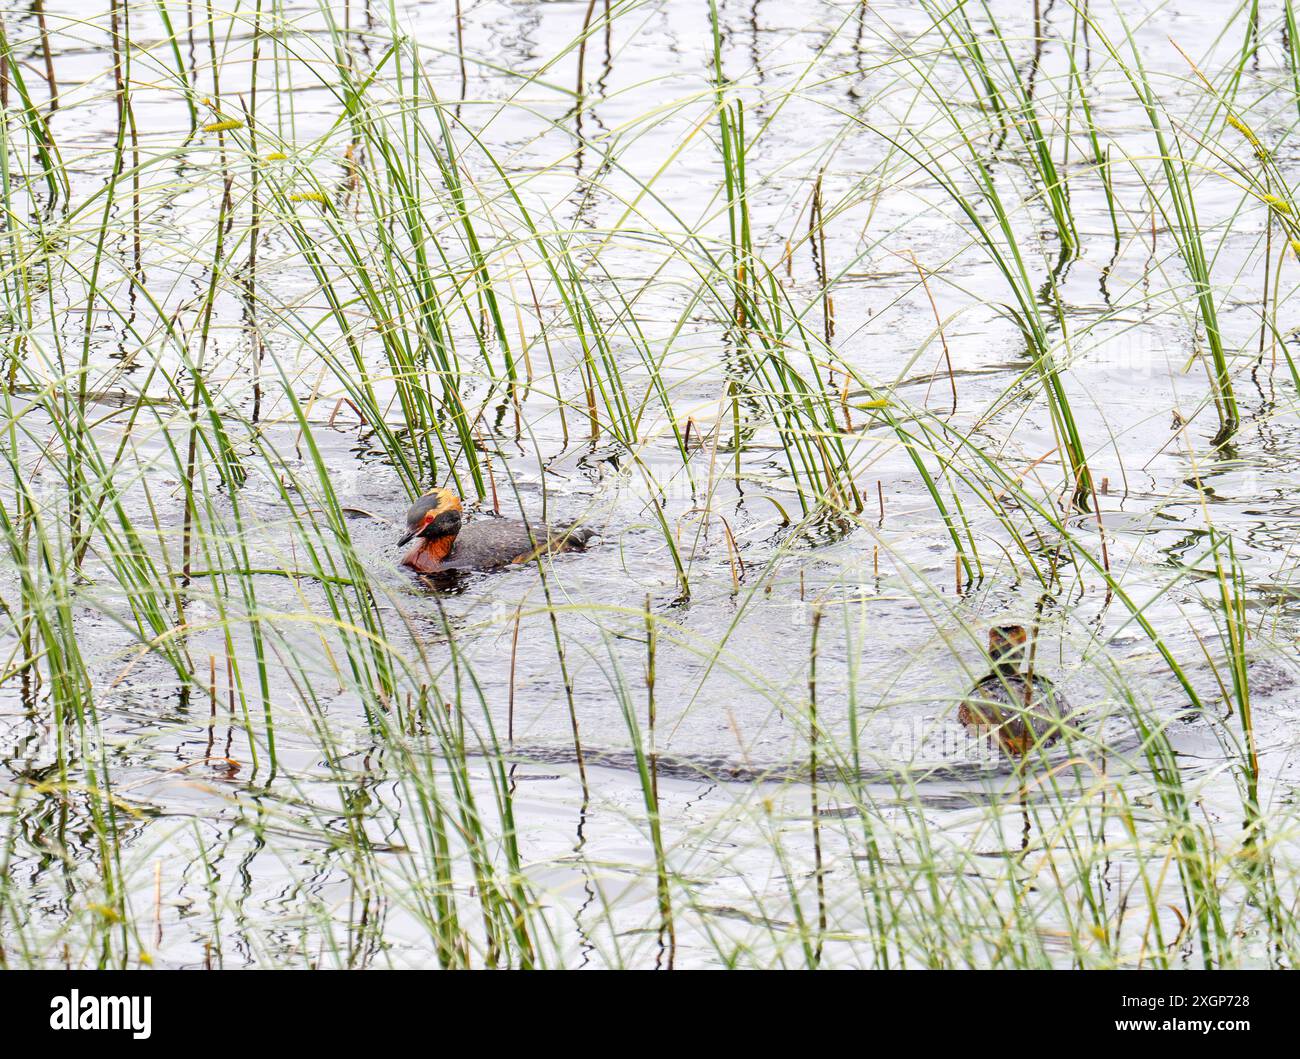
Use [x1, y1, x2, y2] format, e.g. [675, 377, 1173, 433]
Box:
[402, 533, 455, 572]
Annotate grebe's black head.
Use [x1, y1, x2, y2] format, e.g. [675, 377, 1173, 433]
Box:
[397, 488, 463, 547]
[988, 624, 1029, 668]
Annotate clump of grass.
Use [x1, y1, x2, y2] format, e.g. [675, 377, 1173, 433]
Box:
[0, 0, 1296, 970]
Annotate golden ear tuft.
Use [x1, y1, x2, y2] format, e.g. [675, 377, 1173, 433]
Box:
[434, 488, 463, 513]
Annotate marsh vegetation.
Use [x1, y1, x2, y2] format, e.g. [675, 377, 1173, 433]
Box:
[0, 0, 1298, 968]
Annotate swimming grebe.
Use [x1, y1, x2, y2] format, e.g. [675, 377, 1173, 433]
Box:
[397, 488, 596, 574]
[956, 624, 1070, 755]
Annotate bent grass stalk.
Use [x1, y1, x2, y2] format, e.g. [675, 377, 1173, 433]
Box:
[0, 0, 1294, 969]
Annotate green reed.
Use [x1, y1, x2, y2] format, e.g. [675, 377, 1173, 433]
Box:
[0, 0, 1295, 970]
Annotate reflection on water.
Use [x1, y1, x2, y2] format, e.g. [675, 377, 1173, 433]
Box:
[0, 0, 1298, 967]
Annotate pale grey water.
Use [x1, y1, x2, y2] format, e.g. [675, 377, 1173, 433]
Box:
[0, 0, 1298, 966]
